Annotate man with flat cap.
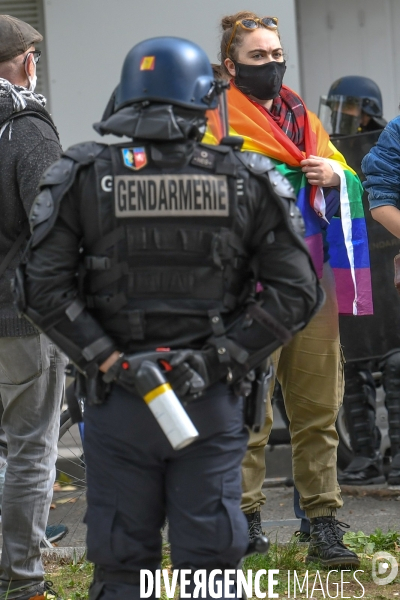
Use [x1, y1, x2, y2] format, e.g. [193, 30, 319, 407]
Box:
[0, 14, 68, 600]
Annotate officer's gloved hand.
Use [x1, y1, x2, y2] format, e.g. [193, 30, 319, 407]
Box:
[167, 347, 229, 400]
[233, 369, 256, 398]
[167, 350, 210, 399]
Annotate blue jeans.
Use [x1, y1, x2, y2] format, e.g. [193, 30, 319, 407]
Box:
[294, 486, 310, 534]
[0, 333, 67, 598]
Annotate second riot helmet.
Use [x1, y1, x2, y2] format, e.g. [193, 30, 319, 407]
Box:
[319, 75, 384, 136]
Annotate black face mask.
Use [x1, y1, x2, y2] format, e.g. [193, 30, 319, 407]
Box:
[234, 60, 286, 101]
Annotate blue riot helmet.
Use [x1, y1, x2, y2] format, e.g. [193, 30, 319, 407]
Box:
[319, 76, 384, 136]
[105, 37, 229, 143]
[115, 37, 220, 111]
[327, 76, 383, 118]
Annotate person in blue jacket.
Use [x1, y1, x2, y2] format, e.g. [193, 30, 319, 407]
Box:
[362, 115, 400, 485]
[362, 116, 400, 236]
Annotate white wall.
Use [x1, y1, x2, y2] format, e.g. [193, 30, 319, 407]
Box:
[43, 0, 299, 148]
[297, 0, 400, 121]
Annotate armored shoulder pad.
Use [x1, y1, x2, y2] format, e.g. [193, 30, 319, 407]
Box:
[63, 141, 106, 165]
[240, 151, 275, 174]
[39, 142, 106, 188]
[32, 155, 76, 235]
[29, 159, 74, 248]
[267, 167, 296, 201]
[29, 187, 57, 231]
[239, 151, 296, 201]
[30, 142, 106, 249]
[39, 156, 75, 187]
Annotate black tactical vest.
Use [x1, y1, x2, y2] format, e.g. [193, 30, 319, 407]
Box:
[80, 141, 253, 351]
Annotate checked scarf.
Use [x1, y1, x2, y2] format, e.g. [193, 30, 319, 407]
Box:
[254, 85, 306, 151]
[0, 78, 46, 139]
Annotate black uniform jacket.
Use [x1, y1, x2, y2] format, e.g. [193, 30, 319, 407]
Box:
[21, 113, 321, 376]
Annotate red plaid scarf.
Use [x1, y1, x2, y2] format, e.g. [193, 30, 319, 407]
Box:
[253, 86, 307, 151]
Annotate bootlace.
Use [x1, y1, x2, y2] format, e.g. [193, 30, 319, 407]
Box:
[315, 519, 349, 549]
[43, 581, 58, 599]
[247, 513, 263, 541]
[248, 519, 262, 538]
[335, 520, 350, 535]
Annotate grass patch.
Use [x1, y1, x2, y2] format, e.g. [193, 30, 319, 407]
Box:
[45, 534, 400, 599]
[343, 528, 400, 554]
[43, 554, 93, 599]
[242, 547, 400, 598]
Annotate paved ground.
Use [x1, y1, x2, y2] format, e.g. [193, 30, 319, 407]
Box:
[42, 479, 400, 550]
[260, 483, 400, 543]
[1, 481, 398, 551]
[2, 430, 397, 551]
[46, 396, 399, 548]
[47, 485, 87, 548]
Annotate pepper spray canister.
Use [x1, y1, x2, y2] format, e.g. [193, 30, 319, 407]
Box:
[134, 360, 199, 450]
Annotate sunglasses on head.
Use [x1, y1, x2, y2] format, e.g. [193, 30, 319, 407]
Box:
[226, 17, 279, 59]
[23, 50, 41, 65]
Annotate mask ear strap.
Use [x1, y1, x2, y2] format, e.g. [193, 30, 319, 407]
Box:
[24, 55, 37, 92]
[24, 53, 31, 77]
[24, 54, 34, 80]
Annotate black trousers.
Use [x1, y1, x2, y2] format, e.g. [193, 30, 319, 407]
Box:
[83, 382, 249, 600]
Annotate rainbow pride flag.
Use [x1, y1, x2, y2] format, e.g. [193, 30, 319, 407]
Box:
[204, 84, 373, 316]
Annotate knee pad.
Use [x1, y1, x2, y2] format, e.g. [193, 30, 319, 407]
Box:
[343, 365, 378, 454]
[382, 352, 400, 454]
[344, 365, 376, 407]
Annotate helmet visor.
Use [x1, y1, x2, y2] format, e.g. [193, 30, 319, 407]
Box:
[319, 95, 363, 136]
[205, 88, 229, 143]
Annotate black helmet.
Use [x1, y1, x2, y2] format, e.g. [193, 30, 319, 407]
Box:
[115, 36, 219, 111]
[327, 75, 383, 118]
[319, 75, 384, 136]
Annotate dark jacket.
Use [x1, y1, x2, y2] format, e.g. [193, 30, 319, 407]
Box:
[21, 104, 321, 377]
[0, 96, 61, 336]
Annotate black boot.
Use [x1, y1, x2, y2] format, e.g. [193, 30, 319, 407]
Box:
[338, 454, 385, 485]
[306, 517, 360, 568]
[388, 452, 400, 485]
[245, 510, 264, 543]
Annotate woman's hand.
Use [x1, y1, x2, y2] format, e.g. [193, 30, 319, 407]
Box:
[300, 155, 340, 187]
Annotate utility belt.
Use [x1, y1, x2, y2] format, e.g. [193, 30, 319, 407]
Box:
[68, 350, 273, 438]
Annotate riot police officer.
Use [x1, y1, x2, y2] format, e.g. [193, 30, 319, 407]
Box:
[320, 75, 387, 136]
[320, 75, 400, 487]
[15, 37, 321, 599]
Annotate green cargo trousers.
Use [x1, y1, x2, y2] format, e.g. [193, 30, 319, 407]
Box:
[241, 264, 344, 518]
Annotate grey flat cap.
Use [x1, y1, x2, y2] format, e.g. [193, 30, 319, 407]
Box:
[0, 14, 43, 63]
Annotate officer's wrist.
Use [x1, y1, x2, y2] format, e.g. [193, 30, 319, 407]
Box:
[99, 351, 122, 373]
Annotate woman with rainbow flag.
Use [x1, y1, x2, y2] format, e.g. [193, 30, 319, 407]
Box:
[215, 10, 373, 568]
